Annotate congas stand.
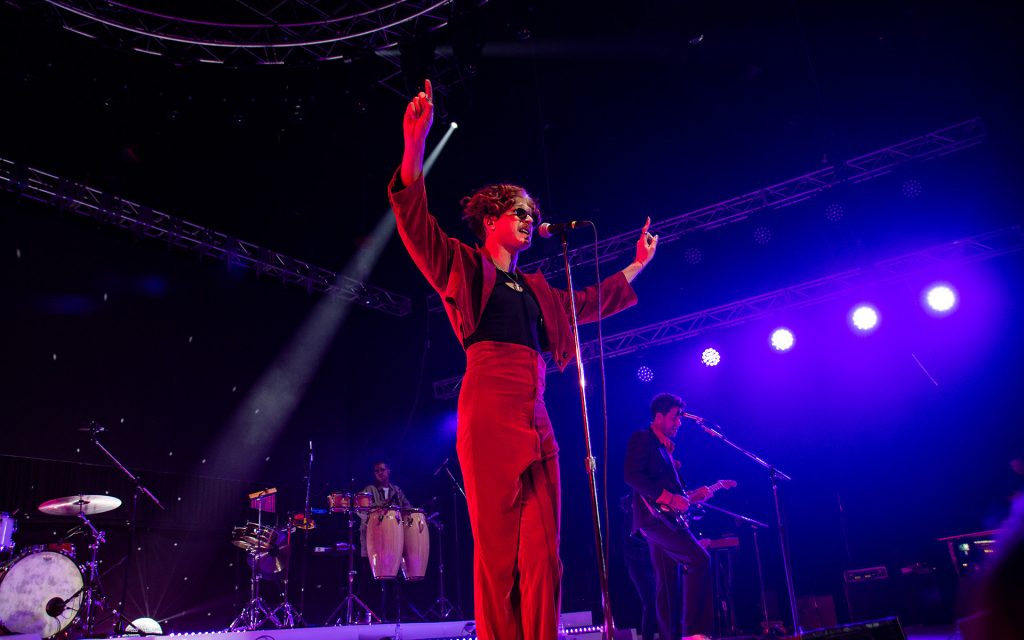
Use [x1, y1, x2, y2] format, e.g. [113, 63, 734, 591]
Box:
[326, 504, 380, 625]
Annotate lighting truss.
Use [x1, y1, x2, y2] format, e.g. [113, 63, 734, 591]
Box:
[520, 118, 986, 277]
[45, 0, 465, 65]
[0, 157, 412, 316]
[431, 226, 1023, 398]
[425, 118, 986, 314]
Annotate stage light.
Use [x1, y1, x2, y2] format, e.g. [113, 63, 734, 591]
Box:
[851, 304, 879, 332]
[701, 348, 720, 367]
[450, 122, 459, 129]
[924, 283, 957, 314]
[126, 617, 162, 635]
[637, 365, 654, 383]
[770, 328, 794, 351]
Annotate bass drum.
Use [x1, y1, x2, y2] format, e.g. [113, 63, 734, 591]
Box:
[0, 548, 84, 638]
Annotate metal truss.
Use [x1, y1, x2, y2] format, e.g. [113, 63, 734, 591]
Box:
[44, 0, 471, 67]
[519, 118, 987, 277]
[431, 226, 1023, 398]
[425, 118, 986, 313]
[0, 157, 412, 316]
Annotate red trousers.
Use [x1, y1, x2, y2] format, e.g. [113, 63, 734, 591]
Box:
[457, 341, 562, 640]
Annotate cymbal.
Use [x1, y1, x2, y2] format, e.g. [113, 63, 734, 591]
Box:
[39, 494, 122, 516]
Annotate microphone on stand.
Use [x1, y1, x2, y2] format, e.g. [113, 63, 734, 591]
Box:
[77, 421, 105, 434]
[537, 220, 591, 238]
[433, 457, 450, 476]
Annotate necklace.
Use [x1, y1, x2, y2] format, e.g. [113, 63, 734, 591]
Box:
[496, 266, 524, 292]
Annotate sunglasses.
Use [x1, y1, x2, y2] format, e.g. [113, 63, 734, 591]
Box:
[507, 207, 541, 225]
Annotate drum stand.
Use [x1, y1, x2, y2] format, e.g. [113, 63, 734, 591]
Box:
[271, 543, 303, 628]
[425, 516, 461, 620]
[326, 508, 379, 626]
[230, 498, 281, 631]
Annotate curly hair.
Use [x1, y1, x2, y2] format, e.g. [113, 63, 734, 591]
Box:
[460, 184, 541, 241]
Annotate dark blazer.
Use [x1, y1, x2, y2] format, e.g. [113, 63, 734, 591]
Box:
[624, 428, 685, 533]
[389, 170, 638, 371]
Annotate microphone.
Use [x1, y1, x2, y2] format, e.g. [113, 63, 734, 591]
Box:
[681, 412, 706, 422]
[433, 457, 450, 476]
[537, 220, 590, 238]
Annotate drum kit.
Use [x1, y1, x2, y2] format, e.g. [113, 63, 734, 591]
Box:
[0, 494, 122, 639]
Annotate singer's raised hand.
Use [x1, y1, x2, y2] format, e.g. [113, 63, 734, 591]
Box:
[635, 217, 658, 267]
[622, 217, 658, 283]
[401, 79, 434, 186]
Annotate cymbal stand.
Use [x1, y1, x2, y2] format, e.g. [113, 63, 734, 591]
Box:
[271, 527, 302, 628]
[425, 515, 461, 620]
[230, 495, 280, 630]
[273, 442, 314, 628]
[327, 507, 379, 626]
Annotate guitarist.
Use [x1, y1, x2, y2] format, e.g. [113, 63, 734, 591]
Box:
[624, 393, 714, 640]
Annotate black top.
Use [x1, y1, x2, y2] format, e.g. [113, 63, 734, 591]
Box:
[464, 270, 549, 352]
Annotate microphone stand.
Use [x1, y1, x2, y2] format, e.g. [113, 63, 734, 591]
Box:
[560, 232, 614, 640]
[88, 423, 165, 634]
[438, 459, 467, 616]
[686, 416, 800, 637]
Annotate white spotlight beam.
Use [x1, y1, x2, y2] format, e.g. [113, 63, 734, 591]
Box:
[206, 130, 457, 473]
[432, 226, 1023, 398]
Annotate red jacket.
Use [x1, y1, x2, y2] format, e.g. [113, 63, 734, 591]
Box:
[389, 170, 638, 371]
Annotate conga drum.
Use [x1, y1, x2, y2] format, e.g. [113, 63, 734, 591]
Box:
[400, 509, 430, 580]
[365, 507, 403, 579]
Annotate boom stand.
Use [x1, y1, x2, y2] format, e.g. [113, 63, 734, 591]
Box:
[560, 231, 615, 639]
[89, 423, 165, 633]
[686, 417, 800, 636]
[425, 509, 462, 619]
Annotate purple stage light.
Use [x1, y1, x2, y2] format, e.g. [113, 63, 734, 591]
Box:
[637, 365, 654, 383]
[851, 304, 880, 332]
[771, 328, 795, 351]
[924, 283, 957, 314]
[701, 348, 721, 367]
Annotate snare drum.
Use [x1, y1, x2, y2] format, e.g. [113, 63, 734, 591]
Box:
[0, 548, 84, 638]
[365, 507, 403, 579]
[45, 543, 75, 559]
[0, 513, 15, 553]
[231, 522, 278, 553]
[327, 492, 352, 513]
[400, 509, 430, 580]
[353, 491, 373, 510]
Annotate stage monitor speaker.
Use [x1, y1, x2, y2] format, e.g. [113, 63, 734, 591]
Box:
[800, 616, 906, 640]
[797, 595, 837, 631]
[844, 566, 896, 621]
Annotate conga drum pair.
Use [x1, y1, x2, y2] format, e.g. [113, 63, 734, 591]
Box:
[365, 508, 430, 580]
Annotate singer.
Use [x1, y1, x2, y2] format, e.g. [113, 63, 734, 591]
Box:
[389, 80, 658, 640]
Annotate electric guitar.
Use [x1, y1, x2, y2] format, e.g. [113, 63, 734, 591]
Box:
[643, 479, 738, 530]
